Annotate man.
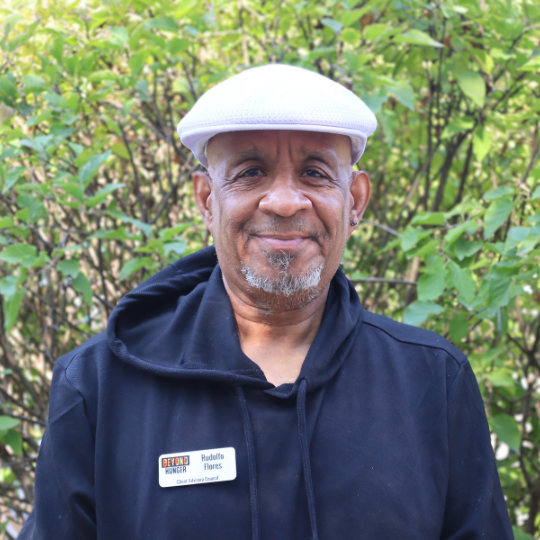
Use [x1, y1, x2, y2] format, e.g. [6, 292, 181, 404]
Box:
[20, 64, 513, 539]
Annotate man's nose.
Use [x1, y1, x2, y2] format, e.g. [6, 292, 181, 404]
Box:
[258, 173, 312, 218]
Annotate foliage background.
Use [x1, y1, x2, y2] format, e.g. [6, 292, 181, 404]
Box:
[0, 0, 539, 537]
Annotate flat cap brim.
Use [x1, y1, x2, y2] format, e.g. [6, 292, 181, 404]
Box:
[177, 64, 377, 168]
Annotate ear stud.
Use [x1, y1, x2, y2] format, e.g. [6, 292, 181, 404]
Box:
[350, 220, 358, 226]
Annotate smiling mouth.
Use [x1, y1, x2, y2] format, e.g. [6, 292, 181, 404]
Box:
[254, 235, 312, 250]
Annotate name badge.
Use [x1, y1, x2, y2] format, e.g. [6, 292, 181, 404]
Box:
[158, 447, 236, 488]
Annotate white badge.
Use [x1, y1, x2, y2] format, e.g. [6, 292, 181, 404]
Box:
[158, 447, 237, 488]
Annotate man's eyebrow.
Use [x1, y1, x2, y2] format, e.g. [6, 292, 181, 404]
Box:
[299, 149, 338, 166]
[228, 148, 268, 166]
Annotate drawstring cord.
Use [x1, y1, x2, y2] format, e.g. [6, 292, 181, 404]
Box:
[236, 386, 260, 540]
[236, 380, 319, 540]
[297, 378, 319, 540]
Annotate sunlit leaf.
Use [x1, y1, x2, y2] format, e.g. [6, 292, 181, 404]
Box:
[484, 198, 513, 240]
[72, 273, 93, 305]
[457, 71, 485, 108]
[417, 271, 446, 301]
[403, 300, 444, 326]
[490, 415, 521, 453]
[395, 29, 443, 48]
[473, 127, 492, 161]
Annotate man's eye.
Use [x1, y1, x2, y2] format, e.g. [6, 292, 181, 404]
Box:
[239, 168, 263, 178]
[302, 170, 325, 178]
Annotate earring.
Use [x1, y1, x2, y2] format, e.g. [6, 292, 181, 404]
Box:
[350, 220, 358, 226]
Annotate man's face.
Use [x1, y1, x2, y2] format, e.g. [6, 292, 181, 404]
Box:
[193, 130, 370, 309]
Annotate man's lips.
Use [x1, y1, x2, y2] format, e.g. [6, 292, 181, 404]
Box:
[253, 235, 312, 250]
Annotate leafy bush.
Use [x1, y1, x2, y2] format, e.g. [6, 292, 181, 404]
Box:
[0, 0, 539, 537]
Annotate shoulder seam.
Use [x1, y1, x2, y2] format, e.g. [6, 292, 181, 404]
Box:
[362, 318, 465, 370]
[60, 352, 96, 445]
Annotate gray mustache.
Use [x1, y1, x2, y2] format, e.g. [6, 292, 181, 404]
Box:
[245, 218, 324, 239]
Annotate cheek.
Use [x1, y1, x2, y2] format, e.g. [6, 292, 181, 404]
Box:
[216, 192, 259, 237]
[312, 193, 347, 235]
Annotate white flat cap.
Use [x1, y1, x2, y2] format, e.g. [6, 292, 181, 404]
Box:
[176, 64, 377, 168]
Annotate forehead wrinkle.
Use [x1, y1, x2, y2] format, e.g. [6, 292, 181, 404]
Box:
[227, 147, 274, 166]
[299, 148, 341, 167]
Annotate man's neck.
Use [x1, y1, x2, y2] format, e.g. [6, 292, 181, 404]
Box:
[222, 277, 329, 387]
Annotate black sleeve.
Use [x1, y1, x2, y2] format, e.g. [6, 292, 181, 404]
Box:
[18, 362, 96, 540]
[440, 360, 513, 539]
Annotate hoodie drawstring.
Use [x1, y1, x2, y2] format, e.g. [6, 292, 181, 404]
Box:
[236, 386, 260, 540]
[297, 378, 319, 540]
[236, 380, 319, 540]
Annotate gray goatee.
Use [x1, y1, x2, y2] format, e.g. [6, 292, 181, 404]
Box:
[241, 250, 323, 297]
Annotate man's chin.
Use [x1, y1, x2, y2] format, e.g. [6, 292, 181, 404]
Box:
[241, 262, 324, 298]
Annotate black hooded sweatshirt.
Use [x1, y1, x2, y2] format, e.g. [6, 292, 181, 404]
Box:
[19, 246, 513, 539]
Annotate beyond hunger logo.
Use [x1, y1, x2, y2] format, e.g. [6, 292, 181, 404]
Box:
[162, 455, 190, 473]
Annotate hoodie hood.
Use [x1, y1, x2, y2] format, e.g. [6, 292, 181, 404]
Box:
[107, 246, 364, 396]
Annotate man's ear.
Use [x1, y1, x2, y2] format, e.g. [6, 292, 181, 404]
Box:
[349, 170, 371, 226]
[193, 171, 213, 232]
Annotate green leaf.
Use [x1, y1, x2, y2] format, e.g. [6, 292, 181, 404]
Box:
[340, 8, 371, 27]
[111, 143, 130, 160]
[2, 166, 25, 194]
[441, 117, 474, 139]
[395, 29, 443, 48]
[485, 370, 515, 388]
[0, 275, 18, 297]
[72, 273, 93, 305]
[169, 38, 189, 55]
[341, 28, 361, 45]
[450, 263, 476, 303]
[484, 186, 514, 200]
[490, 415, 521, 453]
[109, 26, 128, 46]
[487, 273, 512, 309]
[386, 82, 415, 110]
[403, 300, 444, 326]
[86, 183, 126, 207]
[3, 291, 23, 331]
[78, 151, 111, 186]
[449, 313, 469, 343]
[59, 183, 85, 202]
[457, 71, 485, 108]
[57, 259, 80, 278]
[417, 270, 446, 301]
[401, 227, 421, 251]
[0, 217, 14, 229]
[0, 416, 19, 430]
[49, 36, 64, 64]
[128, 50, 148, 75]
[0, 428, 22, 455]
[164, 240, 187, 256]
[0, 244, 37, 265]
[17, 194, 45, 219]
[119, 258, 148, 281]
[411, 212, 445, 225]
[0, 74, 18, 100]
[145, 16, 178, 32]
[532, 186, 540, 200]
[518, 56, 540, 72]
[513, 527, 535, 540]
[473, 127, 492, 161]
[484, 198, 513, 240]
[21, 74, 46, 93]
[135, 80, 152, 102]
[120, 216, 152, 237]
[363, 24, 391, 42]
[345, 52, 371, 71]
[445, 221, 479, 245]
[453, 238, 482, 261]
[321, 18, 343, 33]
[20, 135, 53, 153]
